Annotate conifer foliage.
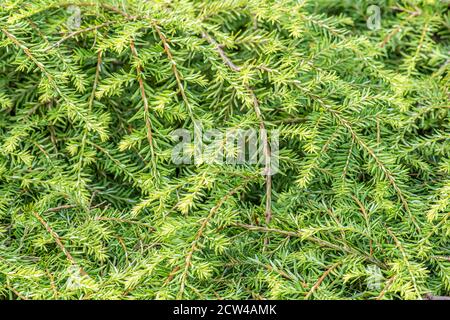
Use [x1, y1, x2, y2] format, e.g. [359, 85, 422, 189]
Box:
[0, 0, 449, 299]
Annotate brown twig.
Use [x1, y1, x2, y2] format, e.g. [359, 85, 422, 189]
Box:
[342, 136, 354, 178]
[263, 264, 306, 286]
[376, 276, 397, 300]
[283, 87, 420, 230]
[424, 293, 450, 300]
[58, 2, 138, 20]
[116, 236, 129, 264]
[164, 265, 181, 286]
[45, 205, 77, 213]
[232, 223, 385, 268]
[330, 109, 420, 233]
[32, 211, 87, 276]
[380, 9, 421, 48]
[51, 21, 114, 48]
[153, 25, 194, 120]
[7, 285, 28, 300]
[1, 28, 49, 76]
[201, 32, 242, 72]
[387, 228, 420, 298]
[177, 180, 252, 298]
[249, 89, 273, 227]
[351, 195, 373, 256]
[304, 262, 340, 299]
[201, 31, 273, 227]
[406, 22, 429, 76]
[46, 268, 59, 299]
[130, 39, 155, 155]
[95, 216, 155, 230]
[60, 3, 192, 124]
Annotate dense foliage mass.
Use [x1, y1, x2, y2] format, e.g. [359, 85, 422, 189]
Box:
[0, 0, 449, 300]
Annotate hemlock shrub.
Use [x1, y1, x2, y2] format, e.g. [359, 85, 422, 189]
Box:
[0, 0, 449, 300]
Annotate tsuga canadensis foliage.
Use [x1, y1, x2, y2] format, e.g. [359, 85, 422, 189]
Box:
[0, 0, 449, 300]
